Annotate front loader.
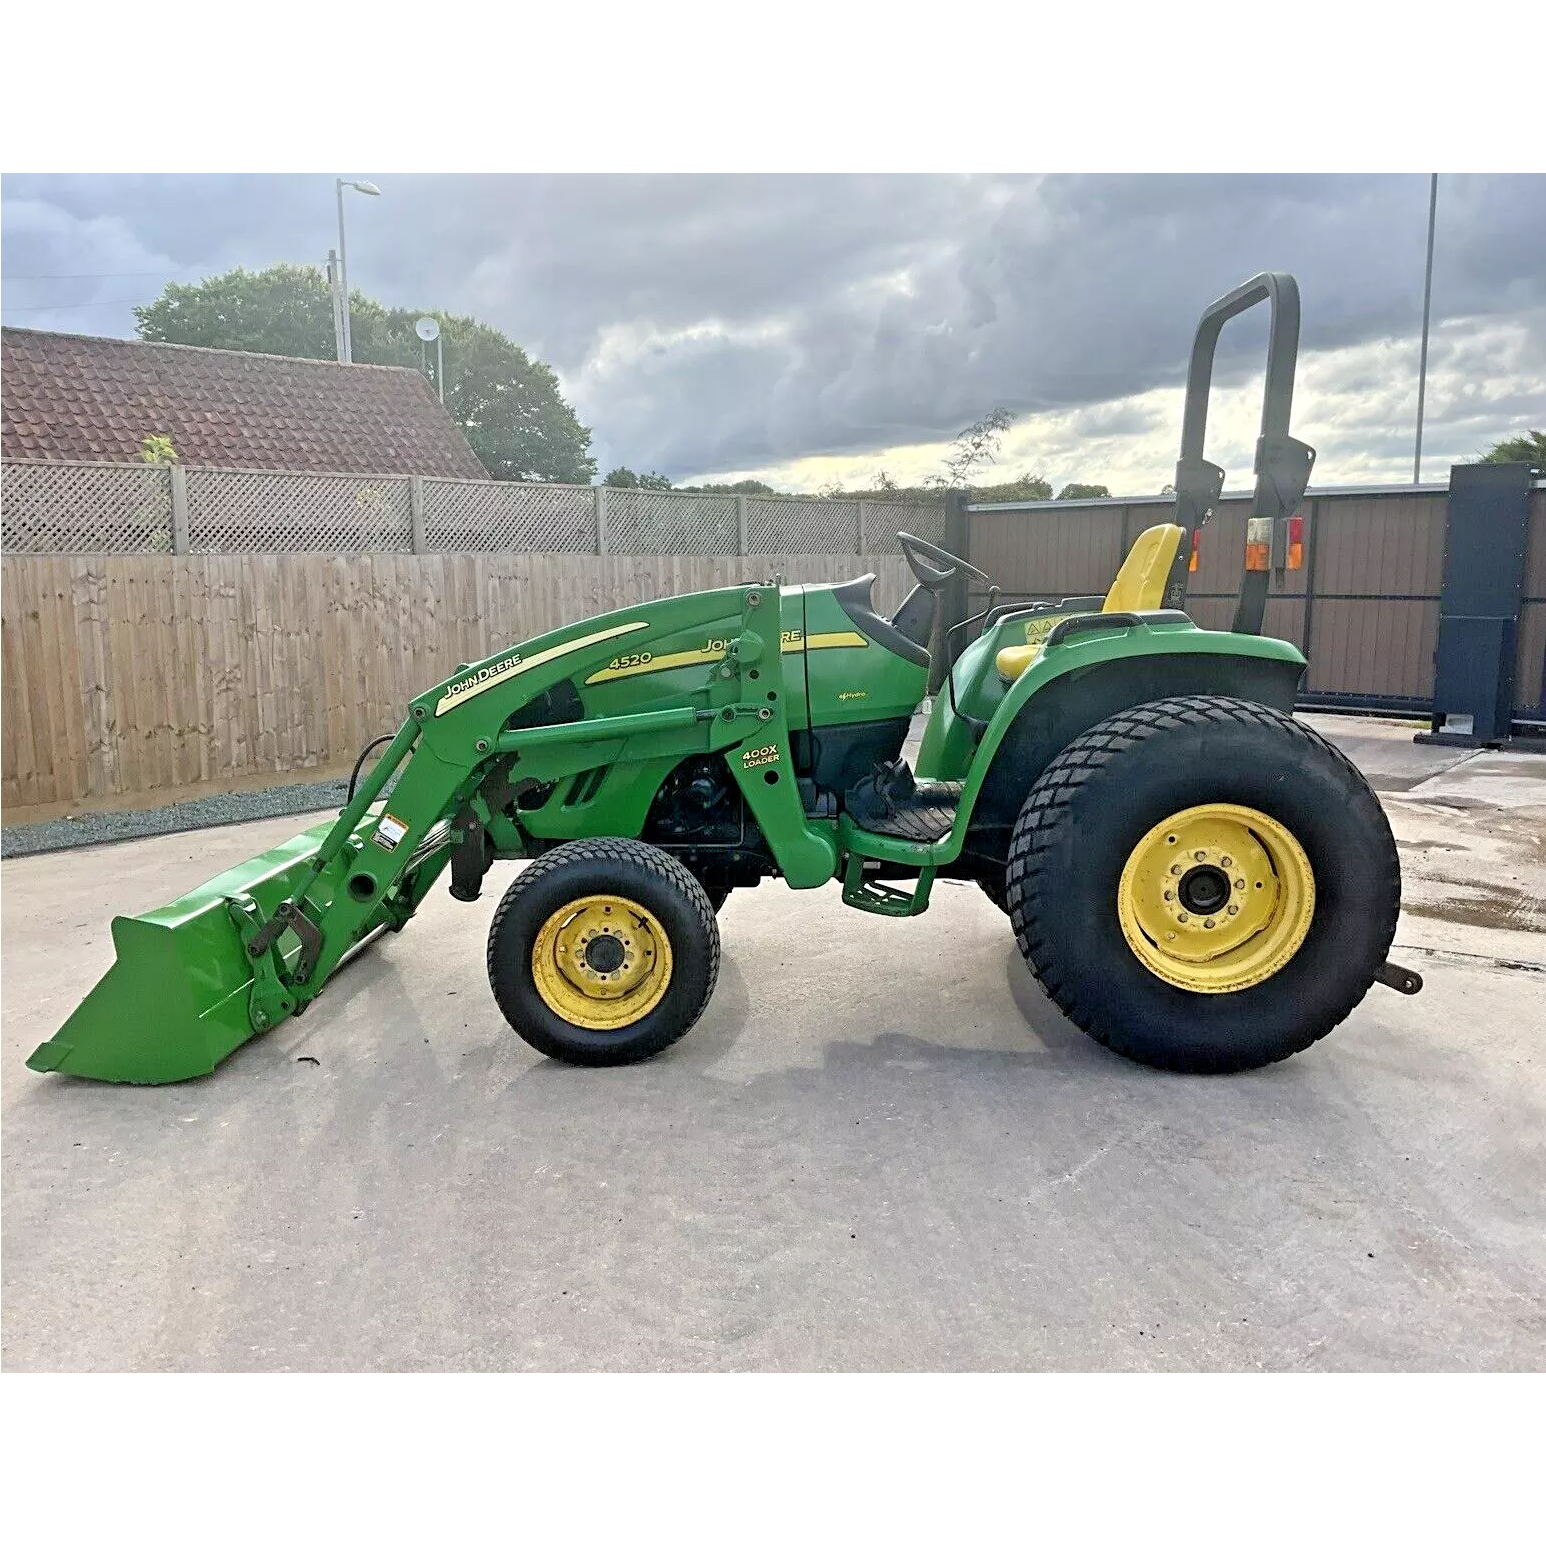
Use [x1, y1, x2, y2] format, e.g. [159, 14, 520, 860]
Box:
[29, 271, 1420, 1086]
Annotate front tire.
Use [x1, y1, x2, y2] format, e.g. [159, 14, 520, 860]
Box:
[1004, 696, 1399, 1073]
[487, 838, 720, 1067]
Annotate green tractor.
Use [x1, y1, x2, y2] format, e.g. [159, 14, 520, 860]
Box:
[29, 272, 1419, 1087]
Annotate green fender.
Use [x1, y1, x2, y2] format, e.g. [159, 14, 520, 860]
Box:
[847, 617, 1307, 867]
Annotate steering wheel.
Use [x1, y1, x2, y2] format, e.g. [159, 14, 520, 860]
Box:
[898, 531, 992, 592]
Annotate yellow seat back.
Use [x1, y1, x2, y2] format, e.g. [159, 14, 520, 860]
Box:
[1103, 523, 1183, 613]
[994, 524, 1185, 682]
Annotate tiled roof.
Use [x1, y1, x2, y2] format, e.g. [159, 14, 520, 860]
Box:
[1, 327, 490, 479]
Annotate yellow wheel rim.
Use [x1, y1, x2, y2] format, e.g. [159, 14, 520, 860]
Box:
[1116, 802, 1315, 994]
[530, 894, 674, 1031]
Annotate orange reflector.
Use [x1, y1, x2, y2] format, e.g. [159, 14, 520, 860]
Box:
[1245, 517, 1272, 572]
[1188, 528, 1201, 573]
[1286, 514, 1305, 571]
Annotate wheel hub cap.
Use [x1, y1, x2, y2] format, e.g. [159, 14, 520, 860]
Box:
[531, 894, 674, 1030]
[1116, 803, 1316, 994]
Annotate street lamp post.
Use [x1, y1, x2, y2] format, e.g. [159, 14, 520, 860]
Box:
[326, 248, 345, 362]
[1414, 173, 1438, 484]
[334, 177, 381, 364]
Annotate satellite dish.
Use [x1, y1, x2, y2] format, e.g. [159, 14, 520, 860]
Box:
[415, 316, 440, 342]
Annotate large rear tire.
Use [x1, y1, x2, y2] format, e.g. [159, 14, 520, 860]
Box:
[487, 838, 720, 1067]
[1004, 695, 1399, 1073]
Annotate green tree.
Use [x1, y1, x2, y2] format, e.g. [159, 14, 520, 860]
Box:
[974, 473, 1052, 502]
[677, 478, 782, 496]
[1479, 430, 1545, 468]
[603, 467, 674, 489]
[1057, 482, 1111, 500]
[932, 407, 1016, 488]
[134, 263, 339, 358]
[134, 265, 595, 484]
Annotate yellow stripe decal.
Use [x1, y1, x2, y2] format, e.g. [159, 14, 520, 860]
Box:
[585, 646, 727, 685]
[783, 630, 869, 652]
[435, 621, 649, 716]
[584, 628, 869, 685]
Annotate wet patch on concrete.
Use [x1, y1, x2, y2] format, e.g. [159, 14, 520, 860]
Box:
[1403, 881, 1546, 935]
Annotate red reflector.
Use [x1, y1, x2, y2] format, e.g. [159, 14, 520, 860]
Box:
[1188, 528, 1201, 573]
[1286, 514, 1305, 571]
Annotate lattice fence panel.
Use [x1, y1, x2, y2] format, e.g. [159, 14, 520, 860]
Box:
[745, 498, 855, 554]
[862, 502, 947, 554]
[606, 490, 736, 555]
[1, 460, 173, 553]
[423, 479, 596, 553]
[186, 469, 412, 553]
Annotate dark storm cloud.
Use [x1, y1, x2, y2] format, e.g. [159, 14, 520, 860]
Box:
[4, 173, 1543, 478]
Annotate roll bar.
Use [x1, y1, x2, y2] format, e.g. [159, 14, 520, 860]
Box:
[1162, 271, 1317, 633]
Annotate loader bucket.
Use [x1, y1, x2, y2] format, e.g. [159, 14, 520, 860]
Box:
[27, 816, 343, 1084]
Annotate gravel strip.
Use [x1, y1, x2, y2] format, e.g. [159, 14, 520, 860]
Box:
[2, 779, 352, 859]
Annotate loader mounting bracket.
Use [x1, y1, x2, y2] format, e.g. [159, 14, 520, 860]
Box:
[227, 895, 316, 1030]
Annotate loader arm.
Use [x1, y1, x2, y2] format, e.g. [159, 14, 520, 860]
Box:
[29, 582, 832, 1084]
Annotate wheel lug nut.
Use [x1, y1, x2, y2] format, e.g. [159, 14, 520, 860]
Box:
[1178, 912, 1189, 922]
[1170, 864, 1182, 876]
[1194, 850, 1207, 860]
[1163, 890, 1173, 900]
[1221, 856, 1232, 868]
[1227, 904, 1239, 915]
[1204, 919, 1215, 929]
[1234, 878, 1245, 890]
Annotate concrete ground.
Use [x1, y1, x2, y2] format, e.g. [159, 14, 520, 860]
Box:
[3, 716, 1543, 1371]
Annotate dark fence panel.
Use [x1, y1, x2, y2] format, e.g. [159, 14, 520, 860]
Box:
[964, 483, 1536, 717]
[1518, 490, 1546, 715]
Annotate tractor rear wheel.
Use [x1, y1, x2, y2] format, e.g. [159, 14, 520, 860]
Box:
[1004, 695, 1399, 1073]
[487, 838, 721, 1066]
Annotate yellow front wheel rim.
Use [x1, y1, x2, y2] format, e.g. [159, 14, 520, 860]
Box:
[531, 894, 674, 1030]
[1117, 802, 1315, 994]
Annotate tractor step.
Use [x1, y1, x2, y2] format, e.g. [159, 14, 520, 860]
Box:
[845, 758, 962, 843]
[841, 854, 937, 917]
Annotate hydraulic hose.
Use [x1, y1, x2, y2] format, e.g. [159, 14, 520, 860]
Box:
[347, 734, 397, 804]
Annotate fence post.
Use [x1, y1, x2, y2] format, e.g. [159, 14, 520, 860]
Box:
[736, 493, 748, 556]
[856, 500, 866, 555]
[168, 465, 189, 555]
[595, 485, 608, 555]
[409, 476, 426, 553]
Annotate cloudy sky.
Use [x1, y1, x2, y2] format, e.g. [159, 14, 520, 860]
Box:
[3, 173, 1543, 494]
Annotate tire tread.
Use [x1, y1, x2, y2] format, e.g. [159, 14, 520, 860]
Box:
[486, 837, 720, 1065]
[1004, 694, 1400, 1072]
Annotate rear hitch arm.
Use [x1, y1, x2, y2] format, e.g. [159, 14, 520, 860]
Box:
[1374, 960, 1424, 995]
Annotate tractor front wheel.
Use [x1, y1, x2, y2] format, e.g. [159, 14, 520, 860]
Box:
[487, 838, 721, 1066]
[1005, 695, 1400, 1073]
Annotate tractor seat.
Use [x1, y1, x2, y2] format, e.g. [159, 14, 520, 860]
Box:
[995, 523, 1184, 682]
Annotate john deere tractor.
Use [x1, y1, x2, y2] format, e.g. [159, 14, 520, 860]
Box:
[29, 272, 1419, 1087]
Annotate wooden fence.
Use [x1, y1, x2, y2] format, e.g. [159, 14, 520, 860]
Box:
[1, 552, 912, 813]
